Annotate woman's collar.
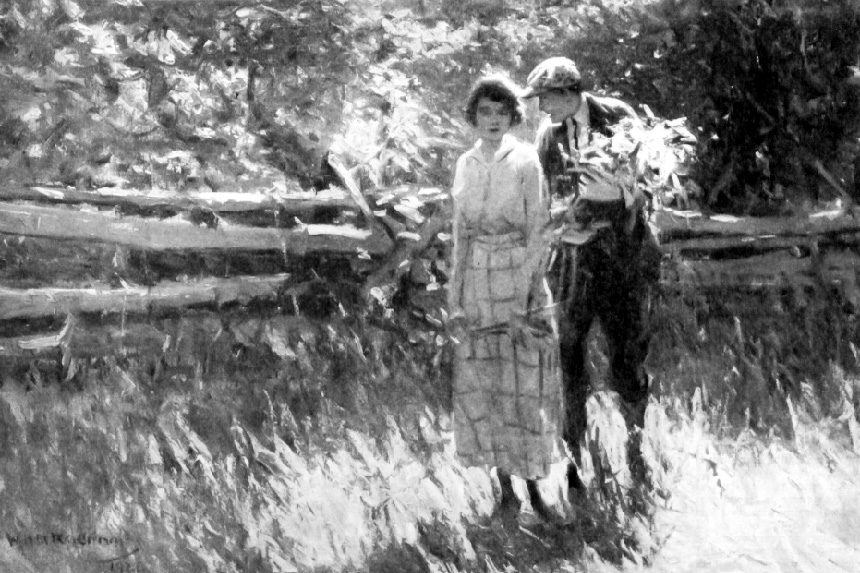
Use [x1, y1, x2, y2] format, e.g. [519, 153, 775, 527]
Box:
[471, 134, 517, 162]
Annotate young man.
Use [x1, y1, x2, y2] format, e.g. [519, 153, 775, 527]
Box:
[521, 57, 662, 497]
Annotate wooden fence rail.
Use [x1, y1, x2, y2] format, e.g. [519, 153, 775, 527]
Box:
[0, 185, 357, 213]
[2, 184, 860, 327]
[0, 202, 391, 254]
[665, 249, 860, 289]
[654, 208, 860, 245]
[0, 274, 291, 321]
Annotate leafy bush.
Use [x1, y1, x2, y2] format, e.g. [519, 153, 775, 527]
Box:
[663, 0, 860, 213]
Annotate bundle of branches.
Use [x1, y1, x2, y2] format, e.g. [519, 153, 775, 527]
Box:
[667, 0, 860, 214]
[556, 114, 699, 216]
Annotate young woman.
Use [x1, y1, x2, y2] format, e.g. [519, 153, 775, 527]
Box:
[448, 74, 562, 522]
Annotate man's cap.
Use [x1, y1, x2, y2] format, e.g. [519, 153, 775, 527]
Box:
[521, 57, 582, 99]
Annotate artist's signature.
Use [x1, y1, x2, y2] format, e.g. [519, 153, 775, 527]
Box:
[100, 549, 146, 573]
[6, 532, 124, 548]
[5, 532, 145, 572]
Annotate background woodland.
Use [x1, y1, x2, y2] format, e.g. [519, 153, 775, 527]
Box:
[2, 0, 859, 210]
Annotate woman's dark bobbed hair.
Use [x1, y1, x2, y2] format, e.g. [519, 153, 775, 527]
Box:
[463, 74, 525, 127]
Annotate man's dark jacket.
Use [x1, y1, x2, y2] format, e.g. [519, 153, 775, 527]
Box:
[532, 92, 661, 466]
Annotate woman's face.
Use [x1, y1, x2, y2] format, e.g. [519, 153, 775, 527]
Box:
[474, 97, 512, 143]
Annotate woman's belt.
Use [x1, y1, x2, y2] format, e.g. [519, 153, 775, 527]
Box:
[468, 230, 526, 247]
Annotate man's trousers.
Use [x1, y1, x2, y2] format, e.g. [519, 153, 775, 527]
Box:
[549, 199, 661, 466]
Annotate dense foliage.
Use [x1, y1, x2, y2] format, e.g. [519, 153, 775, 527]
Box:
[0, 0, 478, 193]
[1, 0, 859, 212]
[664, 0, 860, 213]
[0, 0, 855, 212]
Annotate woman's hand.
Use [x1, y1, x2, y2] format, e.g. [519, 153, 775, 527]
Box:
[446, 307, 470, 343]
[507, 313, 532, 347]
[508, 311, 554, 348]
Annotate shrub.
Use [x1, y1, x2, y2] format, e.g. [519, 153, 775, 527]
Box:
[664, 0, 860, 213]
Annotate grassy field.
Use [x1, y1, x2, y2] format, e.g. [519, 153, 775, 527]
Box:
[1, 282, 859, 573]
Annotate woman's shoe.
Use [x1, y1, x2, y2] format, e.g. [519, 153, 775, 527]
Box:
[565, 461, 587, 521]
[567, 460, 587, 492]
[496, 470, 521, 525]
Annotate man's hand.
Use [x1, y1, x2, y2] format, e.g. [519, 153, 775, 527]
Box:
[566, 163, 616, 187]
[445, 308, 470, 343]
[560, 142, 639, 202]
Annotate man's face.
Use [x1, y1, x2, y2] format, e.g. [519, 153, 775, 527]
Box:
[538, 90, 583, 123]
[474, 97, 512, 143]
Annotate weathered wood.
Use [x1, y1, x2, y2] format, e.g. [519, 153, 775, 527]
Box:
[665, 249, 860, 288]
[362, 206, 449, 297]
[72, 323, 173, 358]
[0, 184, 449, 215]
[666, 234, 814, 254]
[374, 185, 448, 206]
[670, 250, 810, 287]
[0, 313, 323, 360]
[0, 185, 356, 213]
[668, 230, 860, 254]
[325, 155, 380, 224]
[17, 189, 859, 247]
[0, 274, 291, 320]
[0, 203, 391, 254]
[0, 235, 305, 289]
[0, 335, 64, 357]
[0, 317, 75, 357]
[0, 331, 64, 356]
[653, 208, 860, 242]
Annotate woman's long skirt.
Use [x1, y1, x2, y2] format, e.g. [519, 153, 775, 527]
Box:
[452, 233, 563, 479]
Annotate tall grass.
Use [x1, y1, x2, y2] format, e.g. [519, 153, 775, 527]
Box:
[648, 280, 860, 437]
[2, 278, 859, 572]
